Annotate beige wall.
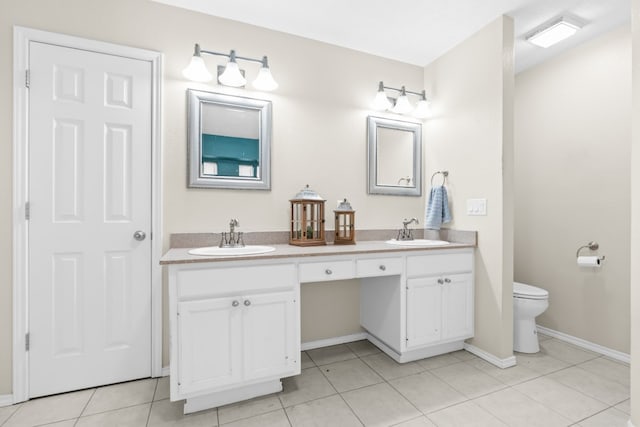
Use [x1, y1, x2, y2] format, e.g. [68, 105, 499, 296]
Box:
[514, 26, 631, 353]
[0, 0, 425, 394]
[631, 0, 639, 423]
[423, 16, 515, 359]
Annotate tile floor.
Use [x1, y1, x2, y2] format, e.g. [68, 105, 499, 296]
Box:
[0, 335, 631, 427]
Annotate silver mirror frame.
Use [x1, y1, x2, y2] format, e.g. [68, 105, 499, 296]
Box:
[187, 89, 272, 190]
[367, 116, 422, 196]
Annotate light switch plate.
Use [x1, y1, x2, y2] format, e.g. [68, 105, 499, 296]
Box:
[467, 198, 487, 216]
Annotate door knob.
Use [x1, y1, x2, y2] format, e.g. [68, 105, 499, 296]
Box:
[437, 278, 444, 284]
[244, 300, 251, 306]
[379, 265, 386, 271]
[232, 300, 240, 307]
[133, 231, 146, 241]
[444, 278, 451, 283]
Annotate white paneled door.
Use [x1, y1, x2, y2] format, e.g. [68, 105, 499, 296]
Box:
[28, 42, 152, 398]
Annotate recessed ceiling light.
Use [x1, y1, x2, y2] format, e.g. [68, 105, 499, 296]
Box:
[526, 18, 582, 48]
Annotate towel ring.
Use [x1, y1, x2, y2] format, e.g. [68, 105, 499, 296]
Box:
[430, 170, 449, 186]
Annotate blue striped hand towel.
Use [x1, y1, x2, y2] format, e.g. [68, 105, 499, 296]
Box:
[425, 185, 452, 230]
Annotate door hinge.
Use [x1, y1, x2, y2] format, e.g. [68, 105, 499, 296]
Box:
[25, 202, 30, 220]
[25, 70, 30, 88]
[25, 333, 30, 351]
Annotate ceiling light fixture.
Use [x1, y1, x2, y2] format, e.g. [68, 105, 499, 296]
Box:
[374, 81, 431, 119]
[182, 44, 278, 91]
[526, 17, 582, 48]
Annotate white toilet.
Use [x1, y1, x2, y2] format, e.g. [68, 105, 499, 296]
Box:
[513, 282, 549, 353]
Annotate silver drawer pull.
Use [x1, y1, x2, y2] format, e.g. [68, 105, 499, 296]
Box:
[444, 278, 451, 283]
[232, 300, 240, 307]
[379, 265, 386, 271]
[244, 299, 251, 306]
[437, 278, 444, 284]
[325, 269, 333, 275]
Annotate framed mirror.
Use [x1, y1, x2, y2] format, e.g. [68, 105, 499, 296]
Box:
[367, 116, 422, 196]
[187, 89, 272, 189]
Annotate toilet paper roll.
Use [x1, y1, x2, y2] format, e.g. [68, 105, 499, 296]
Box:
[577, 256, 602, 267]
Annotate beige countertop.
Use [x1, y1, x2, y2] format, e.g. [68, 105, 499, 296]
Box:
[160, 240, 475, 265]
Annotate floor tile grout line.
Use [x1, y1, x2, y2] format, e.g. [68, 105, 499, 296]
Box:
[572, 404, 624, 425]
[280, 404, 294, 427]
[538, 365, 630, 407]
[334, 392, 365, 426]
[144, 399, 153, 427]
[77, 400, 156, 418]
[77, 388, 97, 419]
[150, 377, 160, 402]
[383, 370, 472, 418]
[518, 369, 620, 413]
[219, 408, 284, 427]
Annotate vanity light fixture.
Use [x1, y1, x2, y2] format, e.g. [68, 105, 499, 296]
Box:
[182, 44, 278, 91]
[526, 17, 582, 48]
[374, 81, 431, 119]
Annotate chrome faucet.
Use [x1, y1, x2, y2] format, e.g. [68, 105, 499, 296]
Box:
[219, 218, 245, 248]
[397, 218, 419, 241]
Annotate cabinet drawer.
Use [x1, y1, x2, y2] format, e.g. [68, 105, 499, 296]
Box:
[176, 264, 297, 300]
[407, 252, 473, 277]
[299, 260, 355, 282]
[356, 257, 403, 277]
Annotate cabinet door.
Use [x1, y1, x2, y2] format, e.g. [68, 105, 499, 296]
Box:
[177, 297, 242, 395]
[406, 277, 442, 348]
[243, 291, 298, 381]
[442, 273, 474, 340]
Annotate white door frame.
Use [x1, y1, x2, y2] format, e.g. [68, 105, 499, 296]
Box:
[12, 26, 163, 403]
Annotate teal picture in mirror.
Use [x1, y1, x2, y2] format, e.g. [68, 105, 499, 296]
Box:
[201, 135, 259, 178]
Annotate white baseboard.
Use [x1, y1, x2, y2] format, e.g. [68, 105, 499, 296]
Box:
[464, 343, 517, 368]
[537, 326, 630, 364]
[161, 366, 170, 377]
[0, 394, 14, 407]
[301, 332, 368, 351]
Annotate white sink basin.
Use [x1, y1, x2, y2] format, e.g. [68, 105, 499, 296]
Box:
[188, 245, 276, 256]
[385, 239, 450, 246]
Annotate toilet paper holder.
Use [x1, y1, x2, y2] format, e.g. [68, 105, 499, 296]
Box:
[576, 241, 605, 261]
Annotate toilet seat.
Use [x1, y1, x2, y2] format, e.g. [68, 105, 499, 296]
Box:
[513, 282, 548, 300]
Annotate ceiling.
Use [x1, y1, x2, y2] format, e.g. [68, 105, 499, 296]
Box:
[153, 0, 630, 73]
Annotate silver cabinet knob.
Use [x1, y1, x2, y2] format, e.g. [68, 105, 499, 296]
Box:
[437, 278, 444, 284]
[133, 230, 146, 241]
[244, 300, 251, 306]
[444, 278, 451, 283]
[325, 269, 333, 275]
[232, 300, 240, 307]
[379, 265, 386, 271]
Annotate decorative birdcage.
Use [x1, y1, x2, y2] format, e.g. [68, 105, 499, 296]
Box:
[289, 185, 326, 246]
[334, 198, 355, 245]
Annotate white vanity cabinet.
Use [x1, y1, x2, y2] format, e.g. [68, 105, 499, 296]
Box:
[168, 262, 300, 413]
[164, 243, 474, 413]
[405, 251, 474, 351]
[361, 249, 474, 363]
[406, 273, 473, 348]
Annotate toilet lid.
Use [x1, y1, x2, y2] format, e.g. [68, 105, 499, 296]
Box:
[513, 282, 548, 299]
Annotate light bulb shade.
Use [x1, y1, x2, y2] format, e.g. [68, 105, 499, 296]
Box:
[182, 55, 213, 82]
[253, 67, 279, 91]
[218, 61, 247, 87]
[392, 94, 413, 114]
[373, 91, 392, 111]
[413, 99, 431, 118]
